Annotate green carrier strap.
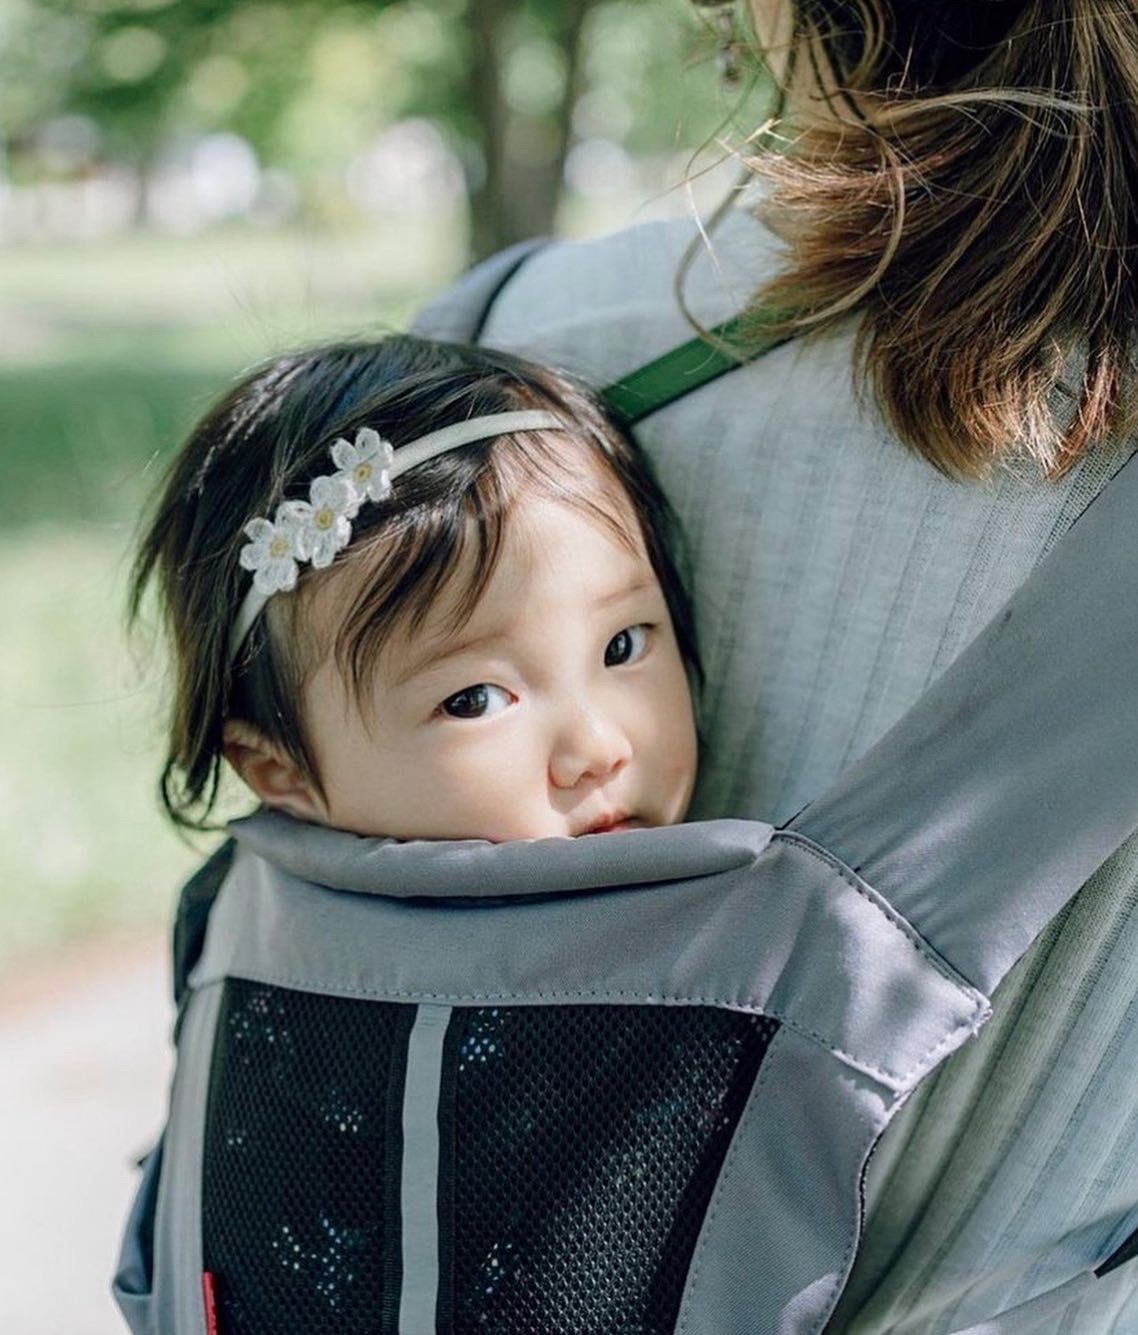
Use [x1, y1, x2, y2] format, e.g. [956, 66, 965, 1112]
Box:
[601, 308, 795, 426]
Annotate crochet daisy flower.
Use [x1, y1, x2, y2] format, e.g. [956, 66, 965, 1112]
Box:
[238, 502, 309, 595]
[331, 427, 394, 509]
[294, 474, 356, 569]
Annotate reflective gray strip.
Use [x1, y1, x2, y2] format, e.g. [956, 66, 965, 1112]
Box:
[399, 1003, 452, 1334]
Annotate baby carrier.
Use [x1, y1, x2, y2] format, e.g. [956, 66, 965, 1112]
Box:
[114, 243, 1138, 1334]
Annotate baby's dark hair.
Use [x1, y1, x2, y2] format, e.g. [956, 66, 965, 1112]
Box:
[130, 334, 703, 830]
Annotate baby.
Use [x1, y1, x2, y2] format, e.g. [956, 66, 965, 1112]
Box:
[132, 334, 701, 844]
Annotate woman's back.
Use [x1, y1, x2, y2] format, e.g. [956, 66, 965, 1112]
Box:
[478, 207, 1138, 1331]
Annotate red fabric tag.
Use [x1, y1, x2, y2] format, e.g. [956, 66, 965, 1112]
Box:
[202, 1271, 220, 1335]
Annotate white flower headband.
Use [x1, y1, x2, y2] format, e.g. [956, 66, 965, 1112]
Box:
[229, 409, 563, 662]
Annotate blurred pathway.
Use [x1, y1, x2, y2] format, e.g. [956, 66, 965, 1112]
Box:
[0, 932, 172, 1333]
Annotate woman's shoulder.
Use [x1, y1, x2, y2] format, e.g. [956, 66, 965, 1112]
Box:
[480, 209, 785, 382]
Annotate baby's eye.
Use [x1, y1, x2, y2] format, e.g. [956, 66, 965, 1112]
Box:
[439, 683, 513, 719]
[604, 624, 652, 667]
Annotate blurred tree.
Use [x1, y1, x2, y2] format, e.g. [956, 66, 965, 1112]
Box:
[2, 0, 759, 255]
[465, 0, 595, 255]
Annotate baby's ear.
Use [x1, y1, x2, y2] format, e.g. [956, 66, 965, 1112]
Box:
[223, 719, 324, 823]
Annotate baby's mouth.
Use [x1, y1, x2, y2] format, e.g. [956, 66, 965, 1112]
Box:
[579, 813, 644, 836]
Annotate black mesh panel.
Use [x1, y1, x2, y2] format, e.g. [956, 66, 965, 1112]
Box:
[439, 1004, 779, 1334]
[202, 979, 415, 1335]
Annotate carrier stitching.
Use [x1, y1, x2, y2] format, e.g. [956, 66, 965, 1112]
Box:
[769, 831, 994, 1082]
[801, 1110, 881, 1329]
[678, 1026, 878, 1335]
[676, 1023, 791, 1332]
[210, 967, 986, 1090]
[773, 829, 983, 992]
[209, 837, 991, 1083]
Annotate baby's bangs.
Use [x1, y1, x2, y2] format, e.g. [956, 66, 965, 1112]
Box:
[293, 424, 645, 712]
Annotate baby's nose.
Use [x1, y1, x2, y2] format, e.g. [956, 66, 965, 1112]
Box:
[548, 707, 633, 790]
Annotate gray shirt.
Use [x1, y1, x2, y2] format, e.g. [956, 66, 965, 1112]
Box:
[478, 207, 1138, 1332]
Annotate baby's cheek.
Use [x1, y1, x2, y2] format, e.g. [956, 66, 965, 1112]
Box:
[660, 697, 699, 816]
[421, 735, 549, 839]
[452, 789, 563, 843]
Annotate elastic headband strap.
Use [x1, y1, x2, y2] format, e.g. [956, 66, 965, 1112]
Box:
[384, 411, 561, 473]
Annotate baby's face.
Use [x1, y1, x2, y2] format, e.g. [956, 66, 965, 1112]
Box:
[300, 489, 698, 842]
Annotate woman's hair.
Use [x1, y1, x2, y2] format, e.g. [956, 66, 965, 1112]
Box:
[130, 336, 702, 831]
[727, 0, 1138, 481]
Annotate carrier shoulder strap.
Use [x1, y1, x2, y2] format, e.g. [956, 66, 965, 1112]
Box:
[786, 439, 1138, 997]
[172, 837, 234, 1030]
[600, 308, 793, 425]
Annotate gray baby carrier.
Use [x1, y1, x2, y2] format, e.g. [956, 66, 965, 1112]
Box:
[114, 244, 1138, 1334]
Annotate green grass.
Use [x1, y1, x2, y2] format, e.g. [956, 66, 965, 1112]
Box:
[0, 526, 201, 959]
[2, 219, 465, 524]
[0, 220, 463, 969]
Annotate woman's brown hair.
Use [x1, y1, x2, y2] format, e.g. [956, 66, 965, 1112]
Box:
[722, 0, 1138, 481]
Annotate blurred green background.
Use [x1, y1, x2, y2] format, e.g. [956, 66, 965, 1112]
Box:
[0, 0, 773, 970]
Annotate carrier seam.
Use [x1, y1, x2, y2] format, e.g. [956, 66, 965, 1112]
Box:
[205, 967, 988, 1090]
[805, 1113, 880, 1335]
[773, 829, 984, 992]
[679, 1026, 879, 1335]
[677, 1023, 792, 1333]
